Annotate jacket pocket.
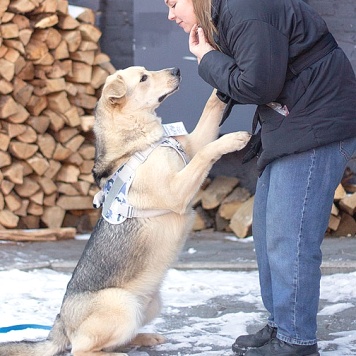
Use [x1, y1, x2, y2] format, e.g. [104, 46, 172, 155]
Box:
[258, 105, 286, 132]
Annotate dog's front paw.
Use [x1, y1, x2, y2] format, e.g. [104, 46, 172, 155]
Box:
[129, 332, 166, 347]
[219, 131, 251, 153]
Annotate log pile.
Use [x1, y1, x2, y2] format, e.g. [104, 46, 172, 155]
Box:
[0, 0, 115, 230]
[1, 1, 355, 241]
[193, 175, 356, 238]
[0, 227, 76, 241]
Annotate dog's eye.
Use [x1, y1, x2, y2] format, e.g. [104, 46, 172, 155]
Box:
[140, 74, 148, 82]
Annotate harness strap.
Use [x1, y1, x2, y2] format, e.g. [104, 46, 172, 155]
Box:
[161, 137, 188, 165]
[101, 143, 159, 218]
[95, 134, 188, 223]
[110, 202, 171, 219]
[111, 138, 187, 219]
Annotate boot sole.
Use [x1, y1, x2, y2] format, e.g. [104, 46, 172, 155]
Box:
[231, 345, 247, 355]
[232, 347, 320, 356]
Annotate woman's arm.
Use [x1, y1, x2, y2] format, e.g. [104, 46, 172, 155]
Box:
[197, 20, 289, 105]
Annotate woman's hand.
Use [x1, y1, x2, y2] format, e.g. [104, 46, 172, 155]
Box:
[189, 24, 215, 63]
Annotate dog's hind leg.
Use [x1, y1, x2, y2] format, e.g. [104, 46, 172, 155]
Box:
[129, 333, 165, 347]
[128, 292, 166, 347]
[142, 291, 162, 325]
[70, 289, 142, 356]
[71, 327, 130, 356]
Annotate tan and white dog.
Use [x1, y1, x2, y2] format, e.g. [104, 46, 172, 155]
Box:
[0, 66, 250, 356]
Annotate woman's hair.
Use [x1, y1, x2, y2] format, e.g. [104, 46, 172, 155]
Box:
[192, 0, 219, 49]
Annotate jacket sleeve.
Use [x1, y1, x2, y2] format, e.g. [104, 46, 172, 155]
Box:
[198, 19, 289, 105]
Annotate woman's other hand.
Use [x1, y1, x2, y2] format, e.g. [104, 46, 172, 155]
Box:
[189, 24, 215, 63]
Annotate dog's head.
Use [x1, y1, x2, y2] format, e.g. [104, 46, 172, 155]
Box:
[93, 66, 181, 187]
[100, 66, 181, 114]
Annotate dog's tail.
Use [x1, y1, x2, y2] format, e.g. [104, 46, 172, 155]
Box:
[0, 315, 69, 356]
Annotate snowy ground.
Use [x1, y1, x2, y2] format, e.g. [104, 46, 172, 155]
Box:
[0, 268, 356, 355]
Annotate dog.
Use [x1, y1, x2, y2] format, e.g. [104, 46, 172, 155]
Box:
[0, 66, 250, 356]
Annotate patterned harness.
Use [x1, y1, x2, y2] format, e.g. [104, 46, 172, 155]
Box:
[93, 125, 188, 224]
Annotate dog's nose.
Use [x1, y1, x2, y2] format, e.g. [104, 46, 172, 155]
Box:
[171, 67, 180, 77]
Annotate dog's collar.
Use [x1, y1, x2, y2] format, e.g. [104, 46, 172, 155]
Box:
[93, 134, 188, 225]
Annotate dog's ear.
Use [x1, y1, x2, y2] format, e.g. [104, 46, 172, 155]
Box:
[103, 75, 127, 105]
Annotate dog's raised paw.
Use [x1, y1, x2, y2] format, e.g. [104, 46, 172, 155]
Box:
[129, 332, 166, 347]
[234, 131, 252, 148]
[218, 131, 251, 153]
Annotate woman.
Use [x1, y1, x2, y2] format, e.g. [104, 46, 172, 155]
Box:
[165, 0, 356, 355]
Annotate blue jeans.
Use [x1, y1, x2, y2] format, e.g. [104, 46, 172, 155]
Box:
[253, 137, 356, 345]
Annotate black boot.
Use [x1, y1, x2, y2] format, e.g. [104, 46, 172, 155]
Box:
[245, 338, 320, 355]
[232, 324, 277, 355]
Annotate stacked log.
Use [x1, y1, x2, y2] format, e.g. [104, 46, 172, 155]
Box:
[1, 1, 354, 240]
[193, 175, 356, 238]
[0, 0, 115, 230]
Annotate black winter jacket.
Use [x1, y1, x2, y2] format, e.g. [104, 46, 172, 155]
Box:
[198, 0, 356, 170]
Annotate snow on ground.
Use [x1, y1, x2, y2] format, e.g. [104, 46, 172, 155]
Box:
[0, 268, 356, 355]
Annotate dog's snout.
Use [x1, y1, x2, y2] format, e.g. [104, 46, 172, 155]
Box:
[171, 67, 180, 77]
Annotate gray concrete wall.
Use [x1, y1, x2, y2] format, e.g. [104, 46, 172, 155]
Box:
[98, 0, 133, 70]
[69, 0, 134, 70]
[307, 0, 356, 71]
[70, 0, 356, 74]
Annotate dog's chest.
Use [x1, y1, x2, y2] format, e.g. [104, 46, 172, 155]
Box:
[93, 136, 188, 225]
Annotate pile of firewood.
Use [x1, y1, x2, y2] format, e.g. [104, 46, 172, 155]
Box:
[193, 175, 356, 238]
[0, 0, 114, 230]
[1, 1, 355, 240]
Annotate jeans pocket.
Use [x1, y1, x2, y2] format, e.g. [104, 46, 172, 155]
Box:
[340, 137, 356, 161]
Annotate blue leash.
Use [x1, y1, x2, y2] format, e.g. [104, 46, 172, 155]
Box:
[0, 324, 51, 333]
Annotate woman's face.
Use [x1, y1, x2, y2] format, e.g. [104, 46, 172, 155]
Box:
[165, 0, 197, 33]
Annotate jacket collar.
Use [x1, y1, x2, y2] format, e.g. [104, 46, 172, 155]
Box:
[211, 0, 222, 26]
